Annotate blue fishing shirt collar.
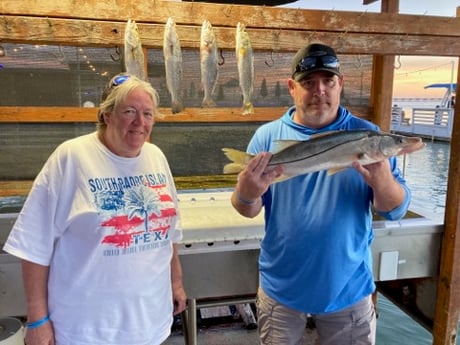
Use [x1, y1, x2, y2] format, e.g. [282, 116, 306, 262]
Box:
[281, 105, 352, 135]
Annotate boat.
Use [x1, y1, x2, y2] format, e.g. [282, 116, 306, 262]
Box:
[390, 83, 456, 141]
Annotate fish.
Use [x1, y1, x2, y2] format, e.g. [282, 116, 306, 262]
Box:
[200, 19, 219, 108]
[124, 19, 146, 81]
[235, 22, 254, 115]
[163, 17, 184, 114]
[222, 130, 425, 183]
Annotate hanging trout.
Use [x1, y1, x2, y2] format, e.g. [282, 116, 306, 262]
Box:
[200, 19, 219, 107]
[163, 17, 184, 114]
[124, 19, 146, 80]
[235, 22, 254, 115]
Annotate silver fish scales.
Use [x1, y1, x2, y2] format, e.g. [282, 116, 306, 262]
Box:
[124, 19, 146, 81]
[163, 17, 184, 114]
[235, 22, 254, 115]
[200, 19, 219, 108]
[222, 130, 425, 184]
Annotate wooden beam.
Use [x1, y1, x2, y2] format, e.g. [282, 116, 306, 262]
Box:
[1, 15, 460, 56]
[0, 106, 373, 123]
[432, 11, 460, 343]
[1, 0, 458, 37]
[369, 0, 398, 131]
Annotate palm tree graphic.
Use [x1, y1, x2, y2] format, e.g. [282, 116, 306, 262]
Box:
[124, 186, 161, 232]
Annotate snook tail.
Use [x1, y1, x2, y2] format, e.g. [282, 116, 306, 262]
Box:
[222, 148, 254, 174]
[241, 102, 254, 115]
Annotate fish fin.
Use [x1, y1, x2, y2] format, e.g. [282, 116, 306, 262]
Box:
[223, 163, 246, 174]
[272, 139, 303, 153]
[171, 100, 184, 114]
[273, 174, 292, 183]
[327, 167, 347, 175]
[202, 97, 216, 108]
[308, 130, 342, 139]
[271, 130, 342, 153]
[241, 102, 254, 115]
[222, 148, 253, 173]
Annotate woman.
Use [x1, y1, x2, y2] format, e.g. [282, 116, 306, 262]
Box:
[3, 74, 187, 345]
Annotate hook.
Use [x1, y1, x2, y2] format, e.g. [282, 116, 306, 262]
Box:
[265, 51, 274, 67]
[110, 46, 122, 62]
[307, 31, 317, 42]
[218, 49, 225, 66]
[394, 55, 401, 69]
[223, 6, 232, 17]
[338, 30, 348, 41]
[354, 55, 362, 70]
[358, 10, 367, 18]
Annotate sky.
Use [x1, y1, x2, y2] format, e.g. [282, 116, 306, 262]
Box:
[281, 0, 459, 98]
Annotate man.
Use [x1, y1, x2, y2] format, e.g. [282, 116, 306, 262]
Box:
[231, 43, 411, 345]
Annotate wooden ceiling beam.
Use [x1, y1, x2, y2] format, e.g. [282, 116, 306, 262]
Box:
[1, 15, 460, 57]
[0, 1, 458, 37]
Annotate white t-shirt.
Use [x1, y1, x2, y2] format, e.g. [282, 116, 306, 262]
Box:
[4, 132, 183, 345]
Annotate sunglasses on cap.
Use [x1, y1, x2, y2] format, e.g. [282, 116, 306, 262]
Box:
[294, 55, 340, 74]
[111, 74, 130, 88]
[100, 74, 131, 103]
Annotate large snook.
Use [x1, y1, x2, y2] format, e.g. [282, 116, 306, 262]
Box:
[222, 130, 425, 183]
[200, 19, 219, 107]
[163, 17, 184, 114]
[235, 22, 254, 115]
[124, 19, 146, 80]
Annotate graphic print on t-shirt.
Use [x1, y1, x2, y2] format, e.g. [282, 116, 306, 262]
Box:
[88, 173, 177, 256]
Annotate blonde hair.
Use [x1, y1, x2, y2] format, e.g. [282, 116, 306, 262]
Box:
[96, 74, 163, 131]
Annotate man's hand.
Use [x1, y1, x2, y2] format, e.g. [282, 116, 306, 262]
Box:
[231, 152, 283, 217]
[352, 160, 405, 212]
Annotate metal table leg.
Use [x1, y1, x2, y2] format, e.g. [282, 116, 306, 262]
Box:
[183, 298, 197, 345]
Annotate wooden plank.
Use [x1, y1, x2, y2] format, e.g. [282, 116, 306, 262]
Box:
[432, 49, 460, 345]
[369, 0, 397, 132]
[1, 15, 460, 56]
[0, 106, 283, 122]
[0, 106, 372, 123]
[1, 0, 459, 37]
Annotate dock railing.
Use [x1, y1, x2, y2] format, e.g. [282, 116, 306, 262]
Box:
[391, 107, 454, 141]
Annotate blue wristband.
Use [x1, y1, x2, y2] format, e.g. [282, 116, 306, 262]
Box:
[26, 314, 50, 329]
[236, 191, 256, 205]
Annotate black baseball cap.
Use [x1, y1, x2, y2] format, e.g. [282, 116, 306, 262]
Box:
[291, 43, 341, 81]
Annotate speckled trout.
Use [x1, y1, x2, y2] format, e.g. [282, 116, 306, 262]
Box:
[222, 130, 425, 183]
[124, 19, 146, 80]
[163, 17, 184, 114]
[200, 19, 219, 107]
[236, 22, 254, 115]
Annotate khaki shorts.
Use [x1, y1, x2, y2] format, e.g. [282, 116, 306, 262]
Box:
[256, 287, 376, 345]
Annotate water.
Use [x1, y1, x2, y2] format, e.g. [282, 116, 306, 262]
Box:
[376, 139, 451, 344]
[399, 140, 449, 216]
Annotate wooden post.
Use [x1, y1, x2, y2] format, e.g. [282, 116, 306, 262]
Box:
[369, 0, 398, 131]
[432, 8, 460, 345]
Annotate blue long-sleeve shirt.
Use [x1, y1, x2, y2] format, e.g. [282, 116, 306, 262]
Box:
[248, 106, 411, 314]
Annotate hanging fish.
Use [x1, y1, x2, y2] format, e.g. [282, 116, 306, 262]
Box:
[200, 19, 219, 107]
[163, 17, 184, 114]
[235, 22, 254, 115]
[124, 19, 146, 80]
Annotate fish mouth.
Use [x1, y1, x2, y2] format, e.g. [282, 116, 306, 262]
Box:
[399, 137, 425, 154]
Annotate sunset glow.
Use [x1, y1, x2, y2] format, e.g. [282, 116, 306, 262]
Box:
[393, 56, 458, 98]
